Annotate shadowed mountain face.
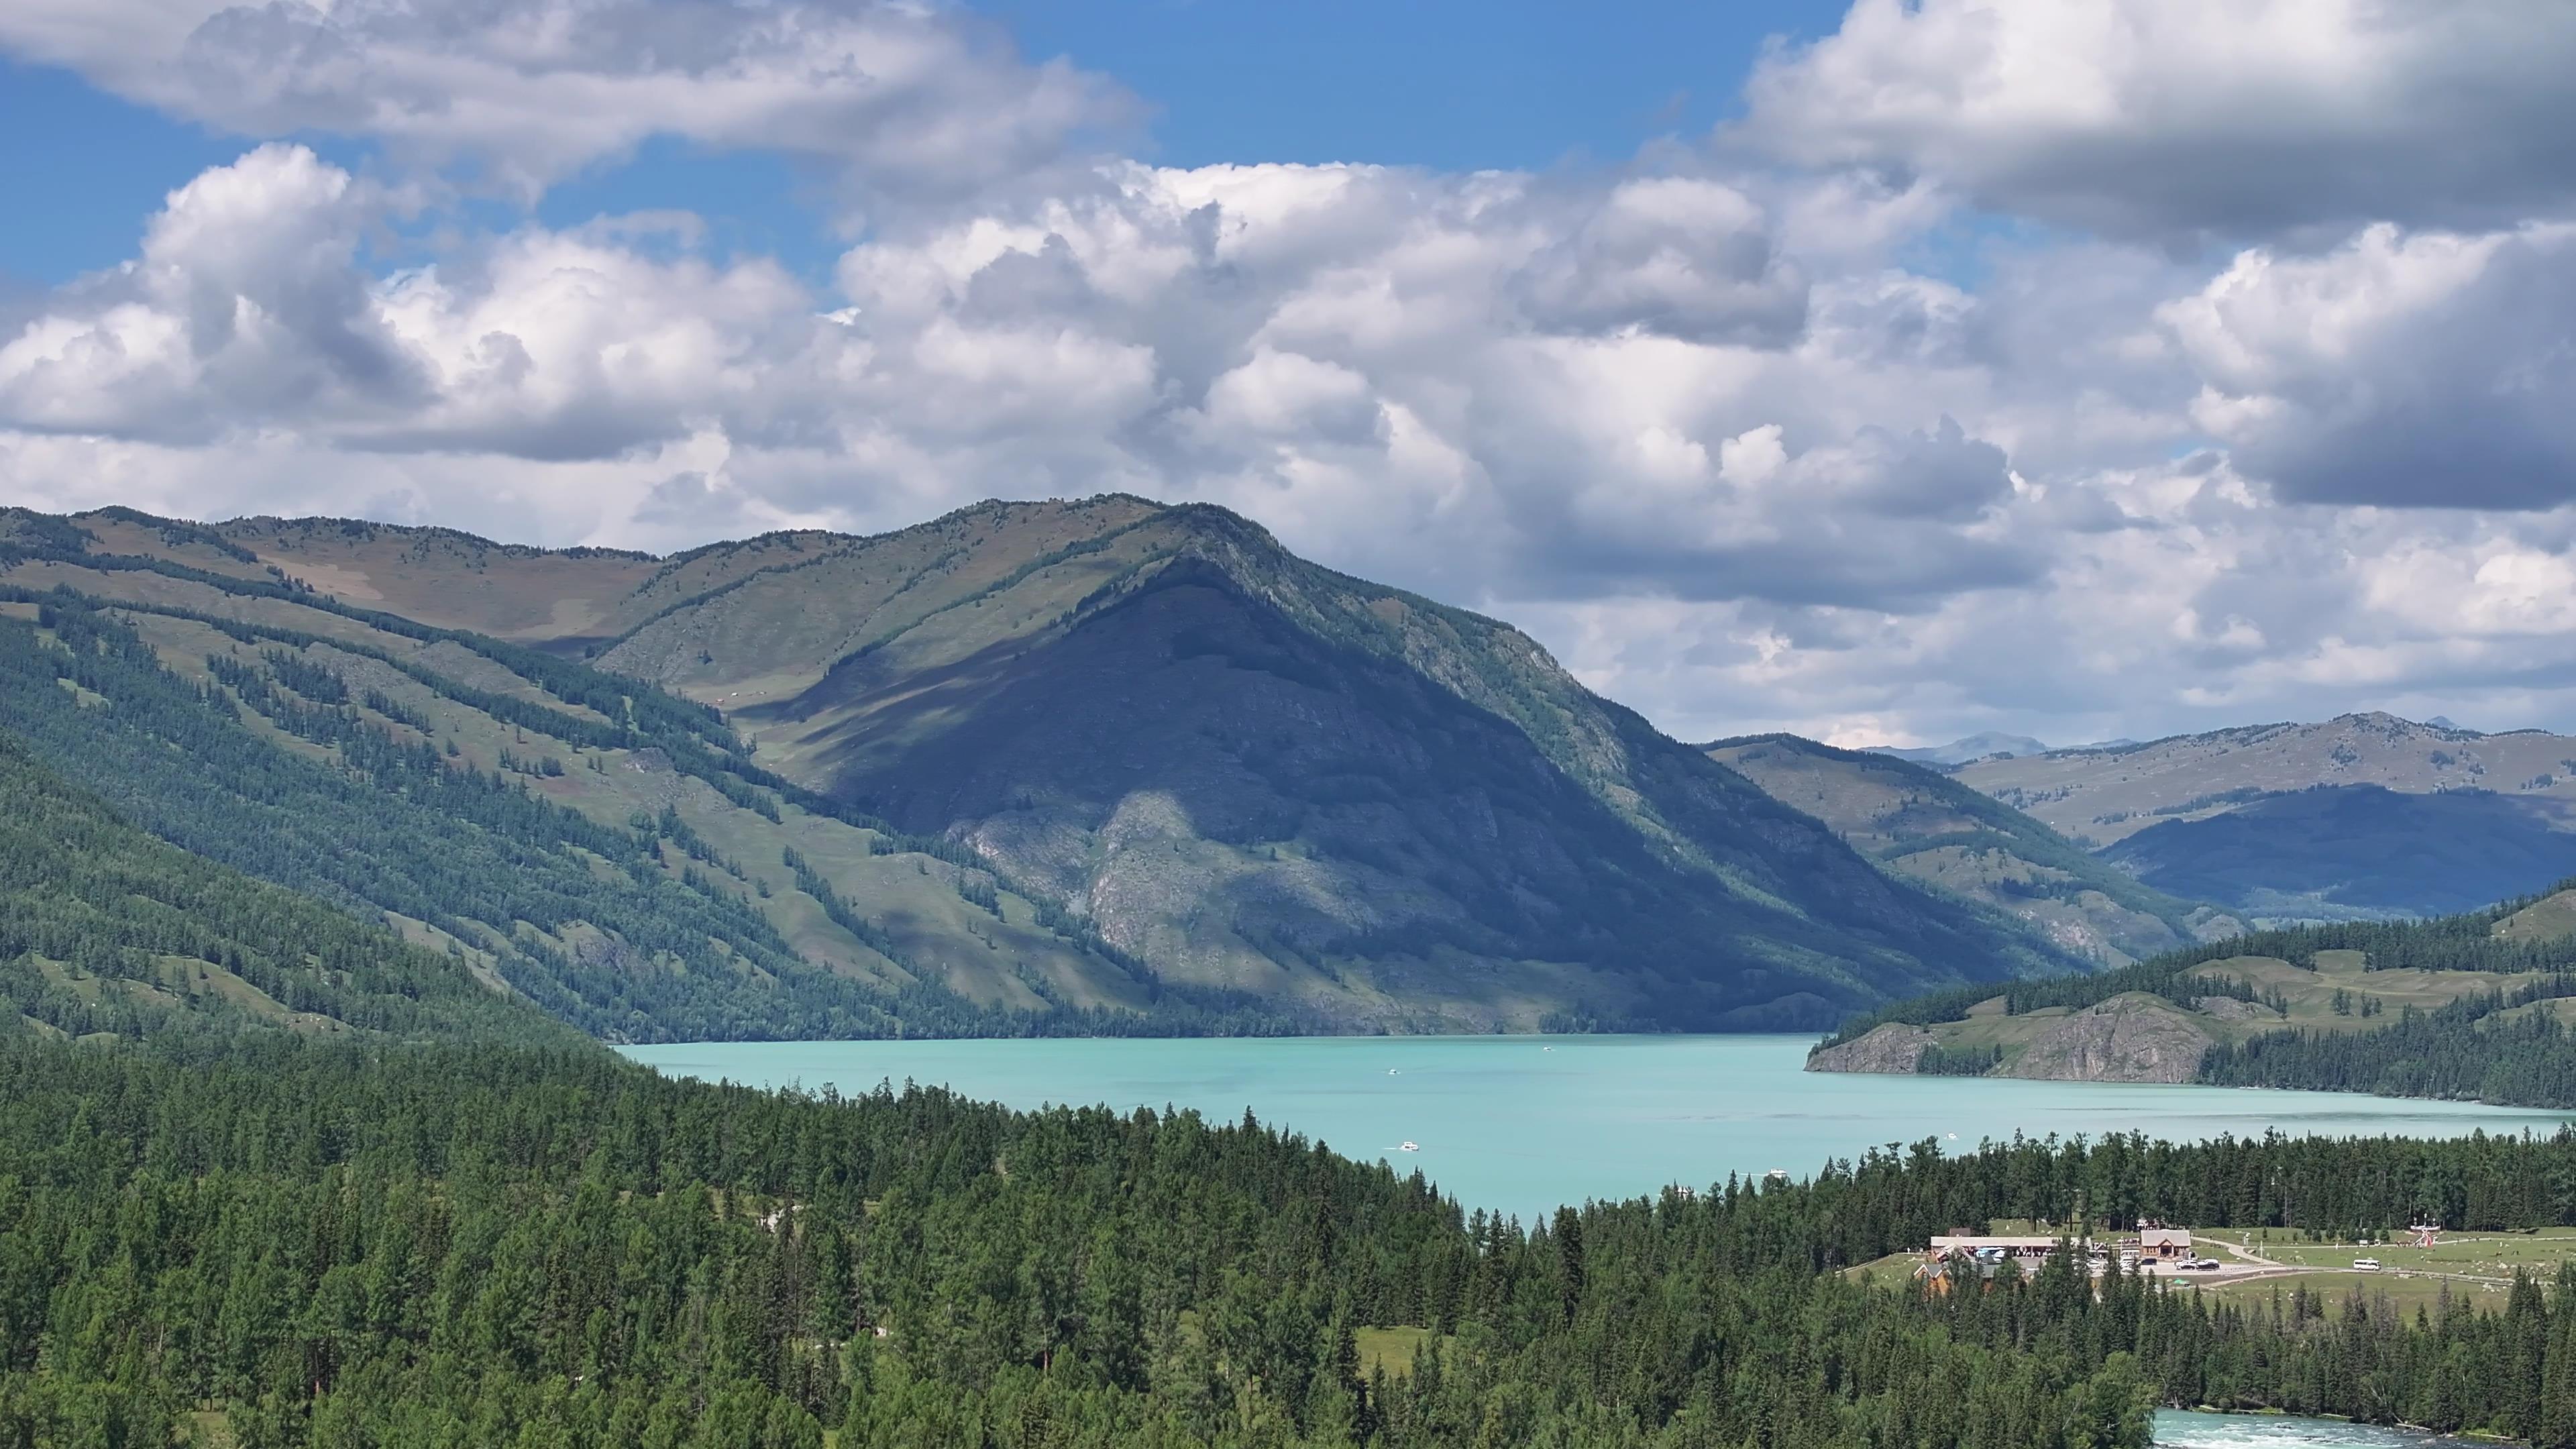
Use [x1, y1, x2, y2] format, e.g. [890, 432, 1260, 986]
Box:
[1942, 711, 2576, 921]
[1706, 734, 2240, 966]
[2, 497, 2079, 1035]
[2102, 785, 2576, 920]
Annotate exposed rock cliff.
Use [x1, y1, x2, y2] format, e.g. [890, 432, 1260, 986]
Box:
[1803, 1022, 1935, 1075]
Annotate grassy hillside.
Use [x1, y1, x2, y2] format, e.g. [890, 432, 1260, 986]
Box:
[0, 735, 566, 1045]
[1810, 885, 2576, 1106]
[1, 500, 2086, 1034]
[0, 521, 1279, 1041]
[1706, 734, 2240, 965]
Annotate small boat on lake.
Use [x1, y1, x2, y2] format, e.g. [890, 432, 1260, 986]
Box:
[1400, 1141, 1420, 1152]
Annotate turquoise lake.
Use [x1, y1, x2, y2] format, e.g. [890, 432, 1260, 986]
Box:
[621, 1034, 2573, 1220]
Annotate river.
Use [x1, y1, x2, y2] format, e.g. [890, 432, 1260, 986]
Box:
[619, 1032, 2571, 1220]
[2153, 1410, 2487, 1446]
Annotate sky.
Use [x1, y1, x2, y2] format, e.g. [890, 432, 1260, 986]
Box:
[4, 1, 2576, 750]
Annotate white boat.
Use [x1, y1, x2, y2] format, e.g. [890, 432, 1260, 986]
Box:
[1399, 1140, 1420, 1152]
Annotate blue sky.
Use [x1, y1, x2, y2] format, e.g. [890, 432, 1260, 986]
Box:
[5, 0, 2576, 745]
[1, 1, 1851, 287]
[981, 1, 1853, 170]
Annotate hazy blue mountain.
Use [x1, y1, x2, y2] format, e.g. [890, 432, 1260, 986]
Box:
[1870, 732, 2053, 767]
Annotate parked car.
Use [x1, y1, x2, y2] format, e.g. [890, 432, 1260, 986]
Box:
[2352, 1257, 2382, 1272]
[2178, 1258, 2222, 1272]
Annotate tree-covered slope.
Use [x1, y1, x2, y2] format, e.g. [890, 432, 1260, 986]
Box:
[0, 521, 1277, 1042]
[0, 735, 566, 1046]
[1809, 883, 2576, 1107]
[9, 1031, 2576, 1446]
[4, 500, 2084, 1033]
[1705, 733, 2241, 965]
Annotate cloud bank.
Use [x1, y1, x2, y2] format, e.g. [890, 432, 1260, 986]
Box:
[6, 0, 2576, 748]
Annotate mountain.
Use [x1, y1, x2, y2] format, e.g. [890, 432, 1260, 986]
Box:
[1705, 735, 2240, 965]
[1807, 885, 2576, 1106]
[0, 733, 565, 1045]
[1867, 731, 2052, 767]
[2102, 784, 2576, 920]
[1951, 712, 2576, 920]
[0, 499, 2082, 1036]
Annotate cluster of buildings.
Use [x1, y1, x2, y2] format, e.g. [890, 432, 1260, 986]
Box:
[1920, 1223, 2194, 1282]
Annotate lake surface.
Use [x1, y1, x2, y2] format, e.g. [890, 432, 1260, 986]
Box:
[621, 1034, 2571, 1220]
[2153, 1411, 2481, 1447]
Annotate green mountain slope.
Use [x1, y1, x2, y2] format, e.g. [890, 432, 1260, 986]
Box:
[3, 499, 2082, 1034]
[1808, 885, 2576, 1106]
[584, 500, 2084, 1028]
[0, 525, 1262, 1042]
[1706, 734, 2242, 965]
[0, 735, 567, 1044]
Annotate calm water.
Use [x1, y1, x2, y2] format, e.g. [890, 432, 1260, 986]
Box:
[619, 1034, 2571, 1220]
[2153, 1410, 2479, 1446]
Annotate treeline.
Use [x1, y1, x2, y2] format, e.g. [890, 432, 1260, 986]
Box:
[9, 1036, 2576, 1446]
[1, 601, 910, 1042]
[2203, 983, 2576, 1106]
[0, 735, 560, 1046]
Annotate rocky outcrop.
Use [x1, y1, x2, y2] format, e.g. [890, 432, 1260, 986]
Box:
[2191, 995, 2279, 1023]
[1996, 995, 2216, 1084]
[1804, 1023, 1935, 1075]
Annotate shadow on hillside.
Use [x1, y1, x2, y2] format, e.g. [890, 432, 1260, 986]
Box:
[2104, 784, 2576, 918]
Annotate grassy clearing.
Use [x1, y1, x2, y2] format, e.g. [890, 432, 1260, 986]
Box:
[1354, 1326, 1448, 1379]
[2192, 1271, 2509, 1316]
[2196, 1227, 2576, 1278]
[1841, 1251, 1928, 1284]
[1880, 945, 2569, 1073]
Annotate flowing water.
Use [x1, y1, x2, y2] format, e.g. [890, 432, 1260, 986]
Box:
[2153, 1410, 2484, 1446]
[620, 1033, 2571, 1220]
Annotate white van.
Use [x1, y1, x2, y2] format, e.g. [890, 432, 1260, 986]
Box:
[2352, 1257, 2382, 1272]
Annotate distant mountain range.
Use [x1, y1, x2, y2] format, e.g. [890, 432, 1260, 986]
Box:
[1948, 712, 2576, 920]
[1868, 732, 2055, 765]
[1, 498, 2092, 1040]
[1703, 735, 2239, 965]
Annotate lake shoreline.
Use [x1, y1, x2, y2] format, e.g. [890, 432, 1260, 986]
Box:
[623, 1034, 2573, 1218]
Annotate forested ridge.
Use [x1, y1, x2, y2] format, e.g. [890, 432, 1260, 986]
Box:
[1817, 890, 2576, 1108]
[0, 590, 1299, 1042]
[7, 1035, 2576, 1448]
[0, 734, 564, 1046]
